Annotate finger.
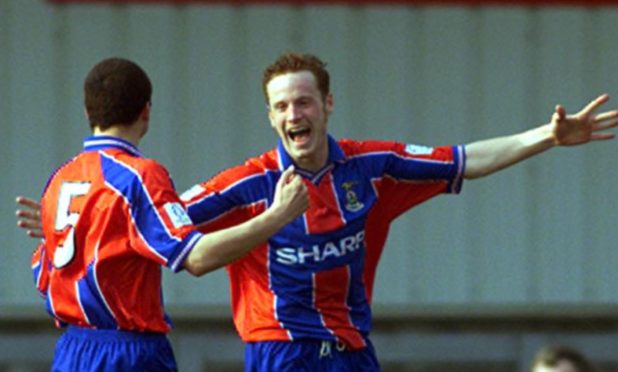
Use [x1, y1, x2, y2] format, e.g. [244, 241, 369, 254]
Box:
[579, 94, 609, 116]
[590, 133, 615, 141]
[280, 166, 296, 184]
[297, 177, 309, 191]
[592, 119, 618, 131]
[299, 198, 310, 212]
[276, 167, 292, 189]
[298, 182, 309, 199]
[16, 196, 39, 207]
[299, 179, 308, 193]
[17, 220, 42, 229]
[16, 209, 40, 219]
[554, 105, 566, 121]
[288, 173, 307, 190]
[593, 110, 618, 123]
[16, 196, 41, 210]
[27, 231, 45, 239]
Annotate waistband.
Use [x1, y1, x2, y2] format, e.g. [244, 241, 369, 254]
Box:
[66, 326, 168, 342]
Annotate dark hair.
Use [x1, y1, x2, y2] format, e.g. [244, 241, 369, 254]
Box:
[84, 57, 152, 130]
[262, 52, 330, 105]
[532, 345, 597, 372]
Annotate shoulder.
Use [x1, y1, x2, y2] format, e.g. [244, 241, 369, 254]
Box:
[338, 138, 404, 157]
[41, 153, 85, 195]
[212, 152, 276, 188]
[218, 148, 278, 181]
[182, 150, 277, 201]
[339, 139, 456, 160]
[102, 152, 174, 190]
[136, 157, 170, 176]
[110, 152, 170, 176]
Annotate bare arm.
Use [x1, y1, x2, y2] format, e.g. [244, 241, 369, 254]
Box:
[464, 94, 618, 179]
[183, 166, 309, 276]
[15, 167, 309, 276]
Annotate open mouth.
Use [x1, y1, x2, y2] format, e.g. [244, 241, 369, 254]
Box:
[288, 127, 311, 144]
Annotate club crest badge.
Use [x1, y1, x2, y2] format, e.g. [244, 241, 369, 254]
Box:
[342, 181, 364, 212]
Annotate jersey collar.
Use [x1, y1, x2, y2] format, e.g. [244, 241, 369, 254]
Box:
[277, 134, 345, 177]
[83, 135, 142, 157]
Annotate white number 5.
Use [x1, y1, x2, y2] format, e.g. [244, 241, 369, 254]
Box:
[54, 182, 91, 268]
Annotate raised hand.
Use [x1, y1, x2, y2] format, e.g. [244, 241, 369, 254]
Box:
[16, 196, 44, 239]
[552, 94, 618, 146]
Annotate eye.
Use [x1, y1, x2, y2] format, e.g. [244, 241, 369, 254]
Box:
[272, 103, 287, 112]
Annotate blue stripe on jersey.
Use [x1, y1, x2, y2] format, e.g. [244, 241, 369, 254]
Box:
[344, 145, 464, 194]
[170, 232, 202, 273]
[449, 145, 465, 193]
[347, 149, 457, 181]
[188, 171, 277, 225]
[32, 261, 43, 293]
[77, 263, 117, 328]
[269, 220, 370, 339]
[345, 254, 371, 332]
[100, 153, 185, 268]
[270, 269, 335, 342]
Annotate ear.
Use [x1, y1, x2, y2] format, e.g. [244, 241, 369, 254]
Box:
[140, 102, 151, 121]
[324, 93, 334, 115]
[268, 107, 276, 129]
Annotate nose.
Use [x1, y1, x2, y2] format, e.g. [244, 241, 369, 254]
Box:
[287, 104, 302, 122]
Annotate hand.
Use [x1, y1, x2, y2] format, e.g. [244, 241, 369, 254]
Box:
[16, 196, 44, 239]
[270, 166, 309, 225]
[552, 94, 618, 146]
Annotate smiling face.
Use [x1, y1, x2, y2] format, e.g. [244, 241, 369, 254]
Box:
[266, 70, 333, 172]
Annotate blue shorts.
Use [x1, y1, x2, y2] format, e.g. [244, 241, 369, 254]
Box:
[245, 338, 380, 372]
[52, 326, 177, 372]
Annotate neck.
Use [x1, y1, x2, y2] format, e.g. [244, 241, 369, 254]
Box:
[295, 146, 329, 173]
[93, 123, 143, 147]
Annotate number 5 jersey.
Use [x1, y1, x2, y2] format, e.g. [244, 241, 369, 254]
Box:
[31, 135, 202, 333]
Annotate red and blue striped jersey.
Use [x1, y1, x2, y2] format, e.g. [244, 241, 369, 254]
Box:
[182, 136, 465, 349]
[31, 135, 202, 333]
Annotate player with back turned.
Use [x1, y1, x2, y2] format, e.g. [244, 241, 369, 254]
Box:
[20, 57, 308, 372]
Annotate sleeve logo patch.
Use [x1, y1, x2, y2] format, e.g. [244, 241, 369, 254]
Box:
[164, 202, 193, 228]
[405, 144, 434, 155]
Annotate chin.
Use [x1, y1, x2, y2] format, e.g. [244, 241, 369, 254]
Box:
[292, 146, 314, 158]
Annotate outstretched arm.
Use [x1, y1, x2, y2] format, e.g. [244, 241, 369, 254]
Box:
[464, 94, 618, 179]
[16, 167, 309, 276]
[183, 166, 309, 276]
